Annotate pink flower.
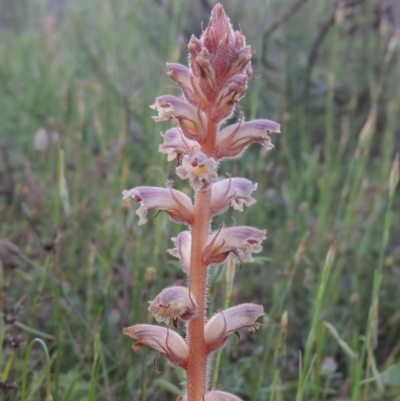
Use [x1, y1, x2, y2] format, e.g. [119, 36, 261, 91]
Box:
[216, 119, 280, 160]
[167, 63, 207, 109]
[210, 177, 257, 216]
[122, 182, 194, 225]
[148, 286, 197, 325]
[202, 226, 266, 267]
[168, 231, 191, 273]
[168, 226, 266, 271]
[123, 324, 188, 368]
[176, 152, 219, 191]
[151, 95, 207, 142]
[205, 304, 264, 352]
[159, 127, 201, 161]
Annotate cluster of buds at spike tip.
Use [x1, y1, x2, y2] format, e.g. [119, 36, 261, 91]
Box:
[122, 4, 280, 401]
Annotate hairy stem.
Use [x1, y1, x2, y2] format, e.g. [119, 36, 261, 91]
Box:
[186, 119, 217, 400]
[187, 189, 211, 400]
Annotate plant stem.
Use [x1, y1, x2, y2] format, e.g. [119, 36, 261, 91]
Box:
[186, 117, 217, 400]
[187, 188, 211, 401]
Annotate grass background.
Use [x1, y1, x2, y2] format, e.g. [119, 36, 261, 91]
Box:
[0, 0, 399, 400]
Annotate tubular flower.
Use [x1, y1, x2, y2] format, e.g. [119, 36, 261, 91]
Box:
[205, 304, 264, 352]
[216, 118, 281, 160]
[210, 177, 257, 216]
[202, 226, 266, 267]
[167, 63, 207, 109]
[159, 127, 201, 161]
[122, 182, 194, 225]
[150, 95, 207, 142]
[179, 391, 243, 401]
[176, 152, 219, 191]
[148, 286, 197, 325]
[168, 231, 191, 272]
[123, 324, 188, 368]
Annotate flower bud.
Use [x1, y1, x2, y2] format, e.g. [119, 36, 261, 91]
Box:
[148, 286, 197, 325]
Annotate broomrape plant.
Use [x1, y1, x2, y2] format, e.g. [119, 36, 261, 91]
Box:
[123, 4, 280, 401]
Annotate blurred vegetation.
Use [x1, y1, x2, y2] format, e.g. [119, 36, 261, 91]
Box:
[0, 0, 399, 400]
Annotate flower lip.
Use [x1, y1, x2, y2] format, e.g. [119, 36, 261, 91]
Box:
[123, 324, 188, 368]
[205, 303, 264, 353]
[148, 286, 197, 326]
[122, 182, 194, 225]
[176, 152, 219, 192]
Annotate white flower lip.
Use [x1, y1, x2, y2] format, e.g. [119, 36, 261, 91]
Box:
[210, 177, 257, 217]
[123, 324, 188, 368]
[148, 286, 197, 325]
[202, 226, 267, 267]
[176, 152, 219, 191]
[159, 127, 201, 161]
[205, 303, 264, 352]
[216, 119, 280, 160]
[122, 183, 194, 225]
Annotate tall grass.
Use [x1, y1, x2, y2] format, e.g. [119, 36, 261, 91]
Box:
[0, 0, 399, 400]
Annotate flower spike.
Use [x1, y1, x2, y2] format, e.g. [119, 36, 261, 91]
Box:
[123, 4, 277, 400]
